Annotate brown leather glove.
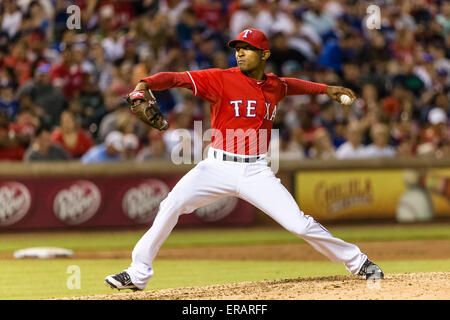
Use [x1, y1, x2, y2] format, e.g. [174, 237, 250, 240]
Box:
[126, 89, 169, 131]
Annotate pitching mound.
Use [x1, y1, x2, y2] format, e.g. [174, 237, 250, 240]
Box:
[67, 272, 449, 300]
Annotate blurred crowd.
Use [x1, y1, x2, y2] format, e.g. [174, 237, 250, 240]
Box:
[0, 0, 449, 163]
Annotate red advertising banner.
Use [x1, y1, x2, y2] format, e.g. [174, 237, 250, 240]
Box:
[0, 175, 255, 230]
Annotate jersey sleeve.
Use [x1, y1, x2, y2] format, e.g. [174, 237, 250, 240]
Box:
[280, 77, 328, 97]
[140, 72, 193, 91]
[185, 68, 223, 103]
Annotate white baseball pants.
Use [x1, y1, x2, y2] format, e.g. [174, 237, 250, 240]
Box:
[126, 148, 367, 289]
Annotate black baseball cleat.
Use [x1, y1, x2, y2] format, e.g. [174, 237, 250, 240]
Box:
[105, 271, 142, 291]
[358, 259, 384, 280]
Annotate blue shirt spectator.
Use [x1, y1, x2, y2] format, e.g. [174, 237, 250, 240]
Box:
[0, 84, 19, 118]
[317, 38, 342, 72]
[81, 131, 124, 164]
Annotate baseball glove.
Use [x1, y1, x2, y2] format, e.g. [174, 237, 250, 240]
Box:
[126, 90, 169, 131]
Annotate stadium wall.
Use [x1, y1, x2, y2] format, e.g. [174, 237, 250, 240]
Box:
[1, 158, 450, 230]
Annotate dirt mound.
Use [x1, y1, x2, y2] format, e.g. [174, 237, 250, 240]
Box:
[66, 272, 450, 300]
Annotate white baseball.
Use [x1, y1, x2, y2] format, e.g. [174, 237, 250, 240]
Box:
[340, 94, 352, 105]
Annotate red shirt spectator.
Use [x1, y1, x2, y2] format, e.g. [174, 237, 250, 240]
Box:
[3, 42, 32, 86]
[51, 111, 94, 158]
[0, 126, 25, 161]
[194, 0, 223, 30]
[98, 0, 135, 29]
[390, 29, 416, 62]
[50, 46, 84, 98]
[0, 111, 26, 161]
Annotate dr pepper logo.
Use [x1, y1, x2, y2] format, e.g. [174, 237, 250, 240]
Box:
[0, 182, 31, 226]
[53, 180, 101, 225]
[122, 179, 169, 223]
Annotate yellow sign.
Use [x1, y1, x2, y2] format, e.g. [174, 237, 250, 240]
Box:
[295, 169, 450, 220]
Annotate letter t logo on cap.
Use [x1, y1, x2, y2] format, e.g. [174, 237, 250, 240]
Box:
[242, 29, 253, 39]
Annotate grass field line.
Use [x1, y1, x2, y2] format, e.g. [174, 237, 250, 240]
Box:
[1, 259, 450, 299]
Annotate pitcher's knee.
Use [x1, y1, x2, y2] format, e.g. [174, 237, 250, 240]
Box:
[158, 194, 196, 217]
[284, 214, 314, 236]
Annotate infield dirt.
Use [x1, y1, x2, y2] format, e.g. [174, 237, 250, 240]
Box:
[66, 239, 450, 261]
[68, 272, 450, 300]
[59, 239, 450, 300]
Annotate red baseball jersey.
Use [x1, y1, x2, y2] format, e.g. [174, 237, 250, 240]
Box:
[141, 67, 327, 155]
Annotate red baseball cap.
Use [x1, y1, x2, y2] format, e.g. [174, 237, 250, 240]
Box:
[228, 29, 270, 51]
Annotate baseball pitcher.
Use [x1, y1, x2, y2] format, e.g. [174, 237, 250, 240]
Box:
[105, 29, 384, 291]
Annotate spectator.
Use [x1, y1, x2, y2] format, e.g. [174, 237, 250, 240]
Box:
[254, 0, 294, 37]
[84, 42, 114, 92]
[359, 83, 379, 113]
[51, 111, 94, 159]
[163, 107, 202, 162]
[390, 28, 416, 62]
[330, 118, 347, 148]
[136, 129, 170, 162]
[341, 63, 363, 96]
[159, 0, 190, 27]
[193, 32, 217, 70]
[102, 24, 125, 63]
[0, 83, 19, 119]
[1, 0, 22, 40]
[0, 0, 449, 163]
[53, 0, 73, 43]
[365, 31, 391, 67]
[97, 90, 127, 141]
[294, 108, 322, 157]
[21, 0, 51, 40]
[77, 72, 105, 131]
[271, 128, 304, 160]
[3, 38, 33, 86]
[122, 37, 139, 65]
[0, 110, 26, 161]
[437, 1, 450, 37]
[23, 123, 70, 161]
[229, 0, 259, 39]
[336, 121, 366, 159]
[270, 108, 304, 160]
[175, 7, 198, 49]
[50, 44, 84, 98]
[81, 130, 125, 164]
[193, 0, 223, 31]
[123, 133, 140, 161]
[16, 62, 65, 127]
[109, 61, 135, 97]
[269, 32, 307, 76]
[288, 9, 323, 62]
[417, 107, 450, 158]
[7, 109, 39, 150]
[316, 101, 339, 143]
[132, 50, 155, 85]
[362, 123, 396, 158]
[309, 127, 336, 160]
[302, 0, 336, 41]
[393, 116, 418, 158]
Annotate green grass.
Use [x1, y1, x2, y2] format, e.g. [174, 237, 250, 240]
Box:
[1, 224, 450, 299]
[1, 258, 449, 300]
[1, 224, 450, 253]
